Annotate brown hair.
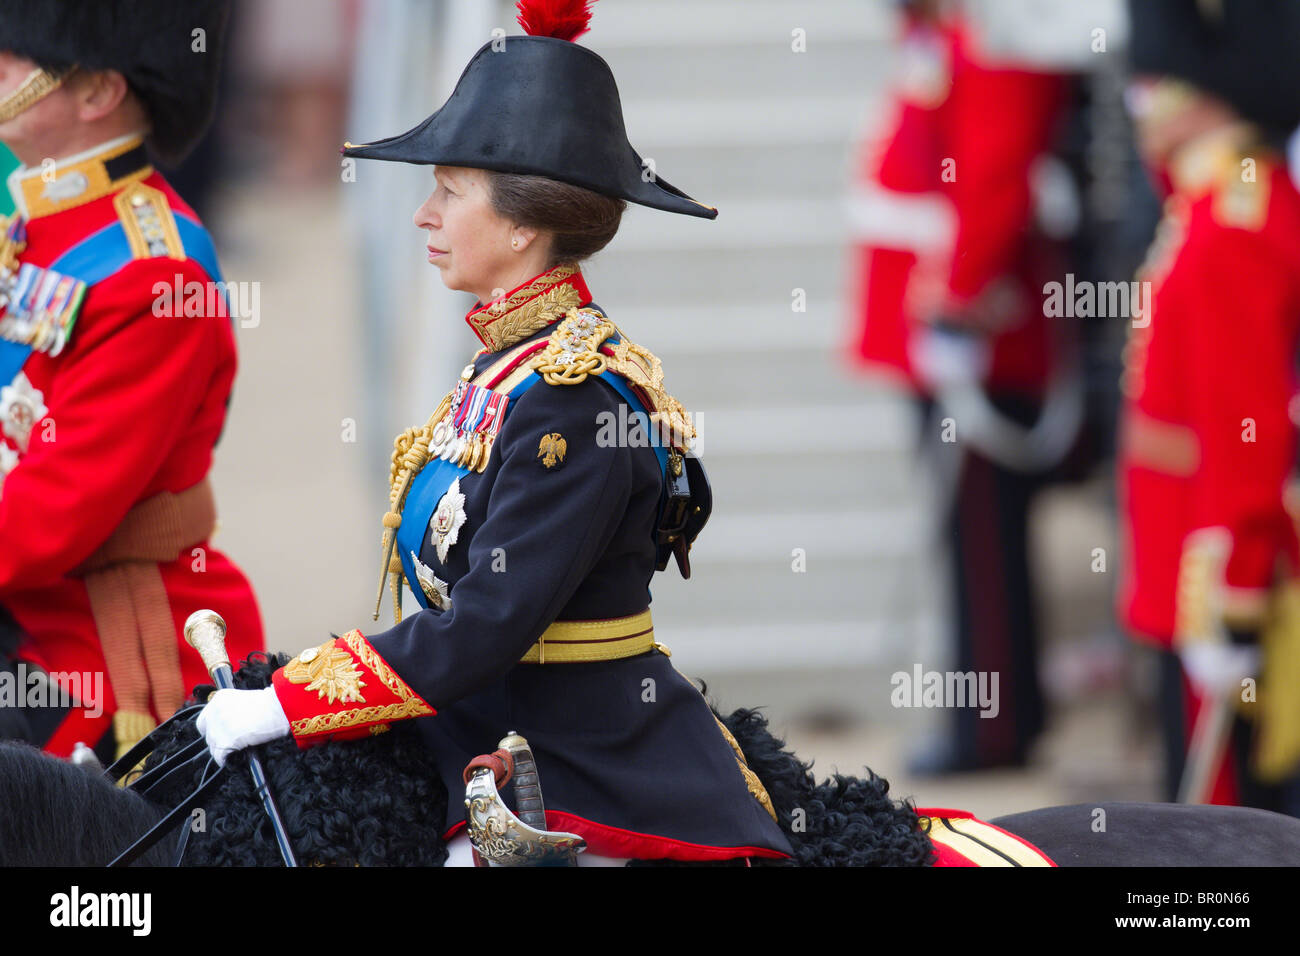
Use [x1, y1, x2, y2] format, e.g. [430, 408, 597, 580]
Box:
[484, 171, 626, 270]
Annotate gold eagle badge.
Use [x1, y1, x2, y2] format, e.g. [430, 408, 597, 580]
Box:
[537, 432, 566, 469]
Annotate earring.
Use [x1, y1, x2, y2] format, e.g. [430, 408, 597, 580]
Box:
[512, 238, 519, 249]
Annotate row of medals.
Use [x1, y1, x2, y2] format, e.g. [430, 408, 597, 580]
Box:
[427, 366, 497, 474]
[0, 221, 25, 331]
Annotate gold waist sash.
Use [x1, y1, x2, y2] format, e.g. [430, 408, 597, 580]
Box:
[520, 609, 662, 664]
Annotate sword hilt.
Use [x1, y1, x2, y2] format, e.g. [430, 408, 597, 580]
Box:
[500, 731, 546, 830]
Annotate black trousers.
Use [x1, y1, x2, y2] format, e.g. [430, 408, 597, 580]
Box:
[921, 395, 1047, 766]
[1157, 648, 1300, 817]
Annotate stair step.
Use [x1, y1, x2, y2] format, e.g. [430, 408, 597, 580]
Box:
[592, 0, 893, 47]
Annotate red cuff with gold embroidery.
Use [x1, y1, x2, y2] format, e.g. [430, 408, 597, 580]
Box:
[271, 629, 435, 746]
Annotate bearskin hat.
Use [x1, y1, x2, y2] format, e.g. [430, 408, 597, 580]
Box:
[1128, 0, 1300, 135]
[0, 0, 230, 163]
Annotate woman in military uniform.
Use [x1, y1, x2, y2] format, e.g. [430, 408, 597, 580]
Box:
[198, 0, 793, 864]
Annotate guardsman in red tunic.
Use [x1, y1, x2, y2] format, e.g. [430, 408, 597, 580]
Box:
[1119, 0, 1300, 812]
[847, 3, 1069, 773]
[0, 1, 263, 762]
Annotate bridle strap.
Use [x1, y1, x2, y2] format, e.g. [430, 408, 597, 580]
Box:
[108, 757, 225, 868]
[125, 737, 207, 797]
[102, 703, 205, 784]
[171, 757, 222, 866]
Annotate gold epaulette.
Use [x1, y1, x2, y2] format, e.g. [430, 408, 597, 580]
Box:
[1212, 151, 1271, 231]
[112, 181, 184, 260]
[530, 307, 616, 384]
[1170, 128, 1273, 232]
[530, 308, 696, 448]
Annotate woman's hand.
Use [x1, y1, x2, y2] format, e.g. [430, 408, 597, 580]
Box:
[196, 686, 291, 767]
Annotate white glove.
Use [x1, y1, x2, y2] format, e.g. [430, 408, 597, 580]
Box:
[908, 325, 991, 391]
[195, 686, 291, 767]
[1180, 642, 1260, 698]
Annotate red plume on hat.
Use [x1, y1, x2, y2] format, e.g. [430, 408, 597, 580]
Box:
[515, 0, 596, 42]
[343, 0, 718, 219]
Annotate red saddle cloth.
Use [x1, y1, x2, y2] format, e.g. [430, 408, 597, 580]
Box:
[916, 808, 1055, 866]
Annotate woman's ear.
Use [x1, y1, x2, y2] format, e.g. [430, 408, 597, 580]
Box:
[510, 225, 542, 252]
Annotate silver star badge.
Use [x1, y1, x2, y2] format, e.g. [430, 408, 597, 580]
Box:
[429, 477, 467, 563]
[0, 373, 47, 452]
[411, 551, 452, 609]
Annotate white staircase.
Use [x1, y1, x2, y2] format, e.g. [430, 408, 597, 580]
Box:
[563, 1, 941, 717]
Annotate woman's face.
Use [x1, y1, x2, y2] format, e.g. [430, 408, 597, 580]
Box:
[413, 165, 547, 306]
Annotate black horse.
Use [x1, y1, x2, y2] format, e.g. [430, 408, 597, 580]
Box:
[2, 653, 1298, 867]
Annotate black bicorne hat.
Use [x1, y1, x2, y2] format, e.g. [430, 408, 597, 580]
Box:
[0, 0, 230, 164]
[342, 0, 717, 220]
[1127, 0, 1300, 135]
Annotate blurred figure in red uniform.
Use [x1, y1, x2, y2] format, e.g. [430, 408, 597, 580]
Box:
[847, 1, 1076, 773]
[0, 1, 263, 763]
[1120, 0, 1300, 813]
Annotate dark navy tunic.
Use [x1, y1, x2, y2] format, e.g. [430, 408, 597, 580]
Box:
[363, 315, 792, 861]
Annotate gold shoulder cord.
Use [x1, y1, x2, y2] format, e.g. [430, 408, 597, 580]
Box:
[533, 313, 698, 449]
[529, 308, 616, 384]
[373, 350, 486, 623]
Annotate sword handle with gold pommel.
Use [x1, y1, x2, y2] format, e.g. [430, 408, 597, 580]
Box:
[183, 608, 299, 867]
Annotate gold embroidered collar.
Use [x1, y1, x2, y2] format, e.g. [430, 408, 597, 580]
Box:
[464, 264, 592, 352]
[8, 133, 153, 221]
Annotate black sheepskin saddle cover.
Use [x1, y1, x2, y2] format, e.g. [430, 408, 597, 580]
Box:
[141, 654, 935, 867]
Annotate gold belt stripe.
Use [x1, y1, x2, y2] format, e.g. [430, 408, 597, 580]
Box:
[520, 609, 661, 664]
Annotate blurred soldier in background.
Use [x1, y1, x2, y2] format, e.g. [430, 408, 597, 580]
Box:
[1120, 0, 1300, 814]
[848, 0, 1108, 774]
[0, 1, 264, 762]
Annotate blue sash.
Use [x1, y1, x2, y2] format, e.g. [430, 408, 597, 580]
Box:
[395, 371, 539, 610]
[598, 334, 671, 479]
[0, 210, 225, 388]
[395, 346, 668, 609]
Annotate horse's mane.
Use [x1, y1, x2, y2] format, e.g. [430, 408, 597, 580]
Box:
[714, 704, 936, 867]
[0, 741, 170, 866]
[143, 651, 451, 867]
[2, 653, 934, 867]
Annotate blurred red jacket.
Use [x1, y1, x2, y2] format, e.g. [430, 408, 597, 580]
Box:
[0, 135, 263, 757]
[1117, 135, 1300, 648]
[846, 14, 1066, 396]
